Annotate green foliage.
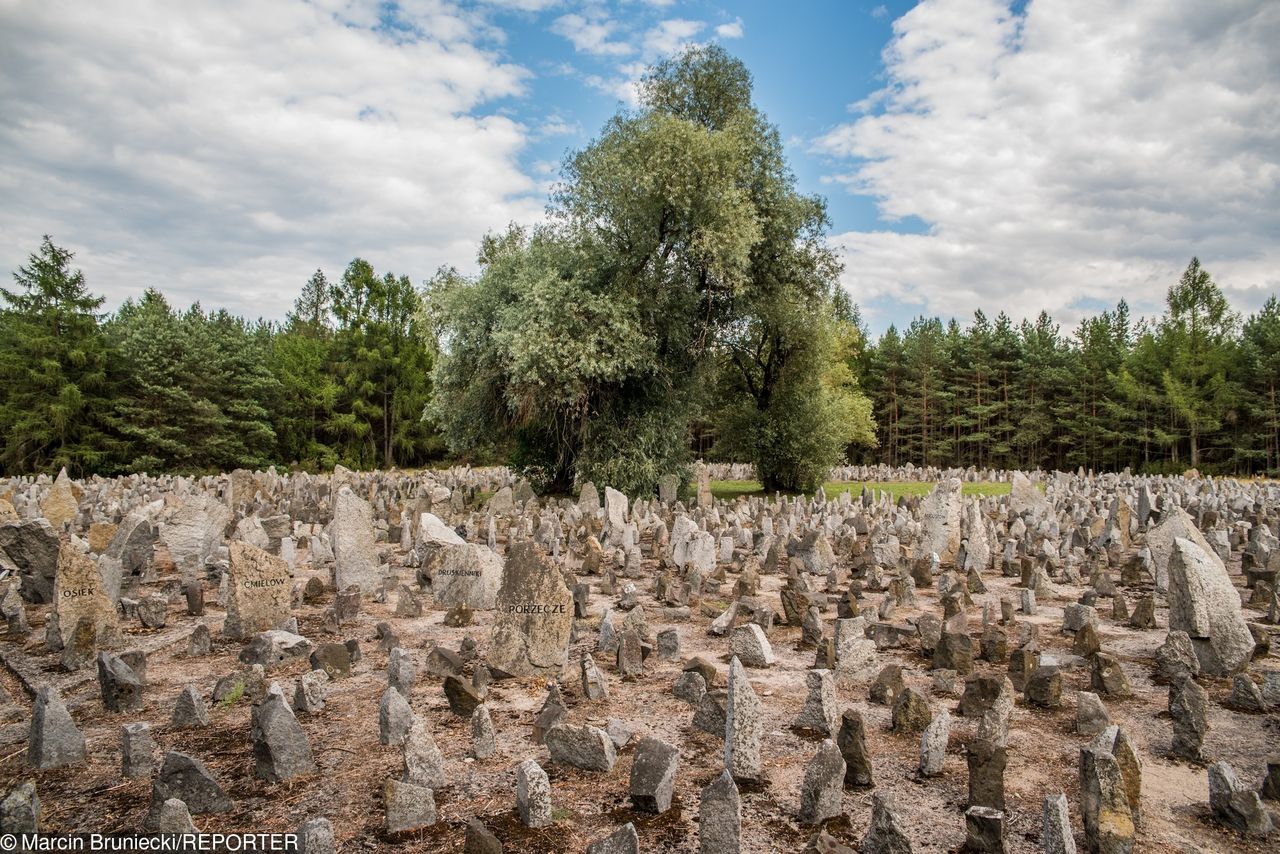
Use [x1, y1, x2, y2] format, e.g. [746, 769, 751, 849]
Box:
[0, 237, 117, 475]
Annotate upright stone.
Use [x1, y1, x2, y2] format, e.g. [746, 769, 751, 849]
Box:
[434, 543, 504, 610]
[793, 669, 840, 735]
[223, 541, 292, 639]
[630, 737, 679, 813]
[148, 752, 231, 827]
[837, 709, 874, 788]
[861, 791, 913, 854]
[699, 769, 741, 854]
[331, 487, 379, 593]
[798, 739, 846, 825]
[122, 722, 155, 779]
[919, 709, 951, 778]
[516, 759, 552, 828]
[586, 823, 640, 854]
[402, 716, 447, 788]
[1168, 677, 1209, 762]
[725, 656, 763, 782]
[917, 479, 963, 564]
[1208, 761, 1273, 836]
[1042, 792, 1076, 854]
[53, 538, 120, 658]
[487, 542, 573, 677]
[1078, 746, 1134, 854]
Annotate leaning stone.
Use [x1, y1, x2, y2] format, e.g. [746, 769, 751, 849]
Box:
[730, 623, 775, 668]
[869, 664, 904, 706]
[383, 778, 437, 833]
[581, 654, 609, 702]
[27, 686, 85, 769]
[444, 674, 484, 717]
[546, 723, 617, 772]
[516, 759, 552, 828]
[465, 818, 503, 854]
[309, 643, 352, 680]
[1078, 746, 1134, 854]
[1090, 653, 1132, 699]
[630, 737, 679, 814]
[699, 769, 741, 854]
[674, 670, 707, 705]
[251, 690, 316, 782]
[586, 823, 640, 854]
[837, 709, 874, 788]
[1168, 537, 1255, 676]
[798, 739, 845, 825]
[1208, 761, 1273, 836]
[171, 685, 210, 729]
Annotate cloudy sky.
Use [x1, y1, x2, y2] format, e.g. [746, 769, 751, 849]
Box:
[1, 0, 1276, 334]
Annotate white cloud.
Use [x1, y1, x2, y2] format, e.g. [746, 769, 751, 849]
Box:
[871, 5, 888, 19]
[550, 12, 633, 56]
[815, 0, 1280, 328]
[714, 18, 744, 40]
[0, 0, 546, 318]
[642, 18, 704, 59]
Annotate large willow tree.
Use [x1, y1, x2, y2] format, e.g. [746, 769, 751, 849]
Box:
[427, 46, 871, 494]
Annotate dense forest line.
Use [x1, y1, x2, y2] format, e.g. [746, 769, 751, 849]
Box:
[1, 48, 1276, 487]
[2, 234, 1274, 483]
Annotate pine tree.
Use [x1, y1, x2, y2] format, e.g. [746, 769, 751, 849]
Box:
[0, 237, 118, 474]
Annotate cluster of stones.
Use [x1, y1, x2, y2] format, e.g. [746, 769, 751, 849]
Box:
[2, 460, 1279, 851]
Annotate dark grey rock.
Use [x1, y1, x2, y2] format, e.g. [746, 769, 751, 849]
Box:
[27, 686, 85, 769]
[251, 691, 315, 782]
[630, 737, 679, 814]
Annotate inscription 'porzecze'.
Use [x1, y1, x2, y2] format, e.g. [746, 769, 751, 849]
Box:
[505, 603, 566, 614]
[243, 578, 287, 589]
[62, 587, 95, 598]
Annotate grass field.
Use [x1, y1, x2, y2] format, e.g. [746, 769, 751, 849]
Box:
[708, 479, 1012, 501]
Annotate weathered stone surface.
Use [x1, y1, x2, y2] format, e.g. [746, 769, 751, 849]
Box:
[798, 739, 846, 825]
[1167, 537, 1254, 676]
[1042, 792, 1076, 854]
[122, 722, 155, 779]
[1079, 746, 1135, 854]
[434, 544, 503, 611]
[298, 818, 336, 854]
[465, 818, 503, 854]
[239, 630, 313, 669]
[860, 791, 912, 854]
[224, 541, 293, 639]
[40, 469, 79, 529]
[793, 669, 840, 735]
[724, 657, 762, 781]
[53, 538, 120, 658]
[401, 716, 446, 788]
[1155, 631, 1200, 683]
[148, 752, 231, 827]
[293, 670, 329, 713]
[331, 488, 380, 593]
[1148, 505, 1218, 592]
[1208, 761, 1273, 836]
[0, 780, 40, 833]
[837, 709, 874, 788]
[1168, 677, 1209, 761]
[388, 646, 416, 697]
[630, 737, 679, 813]
[156, 798, 199, 833]
[919, 708, 950, 778]
[471, 704, 496, 759]
[251, 690, 316, 782]
[516, 759, 552, 828]
[967, 738, 1007, 811]
[891, 687, 932, 734]
[309, 643, 352, 680]
[160, 496, 231, 582]
[730, 623, 775, 668]
[1076, 692, 1111, 737]
[487, 542, 573, 677]
[2, 519, 59, 603]
[964, 805, 1006, 854]
[699, 769, 741, 854]
[545, 723, 617, 772]
[917, 479, 962, 563]
[586, 822, 640, 854]
[443, 674, 484, 717]
[1090, 653, 1133, 699]
[171, 685, 210, 728]
[1026, 665, 1063, 708]
[379, 687, 414, 746]
[869, 664, 904, 706]
[383, 778, 437, 833]
[98, 652, 144, 712]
